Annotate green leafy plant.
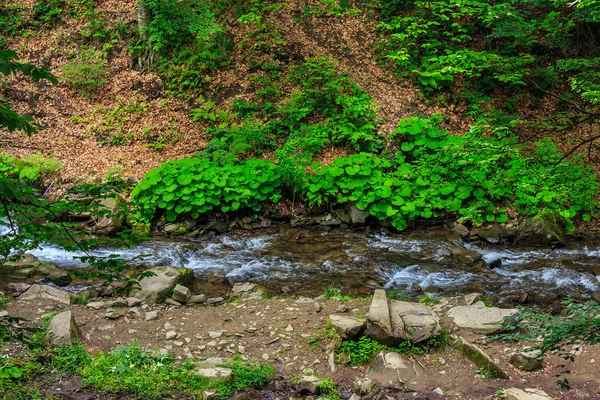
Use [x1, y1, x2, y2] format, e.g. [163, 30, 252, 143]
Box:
[132, 157, 283, 223]
[13, 152, 61, 182]
[61, 48, 108, 97]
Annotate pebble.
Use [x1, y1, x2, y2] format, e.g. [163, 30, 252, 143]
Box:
[164, 322, 175, 331]
[185, 337, 191, 343]
[262, 353, 269, 360]
[208, 331, 223, 338]
[166, 331, 178, 340]
[174, 341, 184, 347]
[285, 324, 294, 332]
[238, 345, 246, 354]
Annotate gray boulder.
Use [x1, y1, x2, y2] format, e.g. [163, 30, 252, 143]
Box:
[131, 266, 190, 304]
[299, 375, 322, 393]
[367, 352, 425, 391]
[172, 284, 191, 304]
[46, 310, 79, 346]
[517, 211, 566, 246]
[503, 388, 553, 400]
[365, 290, 441, 345]
[194, 367, 232, 381]
[348, 202, 371, 225]
[450, 246, 483, 264]
[231, 282, 266, 300]
[447, 301, 517, 334]
[329, 315, 366, 339]
[188, 294, 206, 304]
[20, 284, 72, 305]
[510, 347, 543, 371]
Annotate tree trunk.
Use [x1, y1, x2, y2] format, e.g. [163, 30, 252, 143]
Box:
[136, 0, 154, 69]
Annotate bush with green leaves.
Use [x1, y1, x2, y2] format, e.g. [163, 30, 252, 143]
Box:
[490, 299, 600, 389]
[12, 152, 61, 182]
[132, 157, 283, 223]
[303, 115, 598, 230]
[61, 48, 108, 97]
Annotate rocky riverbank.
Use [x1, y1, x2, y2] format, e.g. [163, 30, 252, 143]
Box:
[2, 278, 600, 399]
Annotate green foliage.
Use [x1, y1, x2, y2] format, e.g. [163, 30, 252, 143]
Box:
[81, 343, 273, 399]
[0, 5, 26, 46]
[132, 157, 282, 223]
[418, 294, 439, 306]
[316, 378, 341, 400]
[61, 48, 108, 97]
[32, 0, 64, 27]
[12, 152, 61, 182]
[323, 285, 350, 301]
[490, 299, 600, 389]
[337, 332, 449, 366]
[303, 116, 598, 229]
[141, 0, 219, 54]
[51, 344, 93, 374]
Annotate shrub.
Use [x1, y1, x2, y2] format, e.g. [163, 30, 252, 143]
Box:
[61, 48, 107, 97]
[13, 152, 61, 182]
[132, 157, 282, 223]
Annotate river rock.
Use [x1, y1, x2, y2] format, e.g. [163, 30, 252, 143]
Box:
[87, 301, 107, 310]
[92, 197, 125, 236]
[367, 352, 425, 391]
[300, 375, 322, 393]
[7, 283, 31, 293]
[127, 297, 142, 307]
[20, 284, 72, 304]
[457, 337, 508, 379]
[131, 266, 189, 304]
[194, 367, 232, 381]
[446, 302, 517, 334]
[510, 347, 543, 371]
[329, 315, 366, 339]
[517, 211, 566, 246]
[354, 377, 376, 395]
[473, 224, 502, 244]
[0, 254, 43, 279]
[145, 310, 161, 321]
[365, 290, 441, 345]
[503, 388, 553, 400]
[450, 246, 483, 264]
[231, 282, 266, 300]
[105, 308, 125, 319]
[46, 310, 79, 346]
[348, 202, 370, 225]
[172, 284, 191, 304]
[452, 223, 470, 237]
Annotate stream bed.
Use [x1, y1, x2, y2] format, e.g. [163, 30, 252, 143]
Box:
[19, 225, 600, 305]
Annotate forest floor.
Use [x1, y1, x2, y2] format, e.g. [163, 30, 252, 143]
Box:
[4, 295, 600, 400]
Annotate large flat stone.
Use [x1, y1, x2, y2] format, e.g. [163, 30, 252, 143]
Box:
[447, 302, 517, 334]
[329, 315, 366, 339]
[20, 284, 72, 304]
[367, 352, 425, 391]
[457, 337, 508, 379]
[131, 266, 188, 304]
[194, 367, 232, 381]
[503, 388, 553, 400]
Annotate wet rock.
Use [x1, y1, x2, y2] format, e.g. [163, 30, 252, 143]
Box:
[194, 367, 232, 381]
[231, 282, 266, 300]
[447, 302, 517, 334]
[348, 202, 371, 225]
[517, 211, 566, 246]
[93, 197, 124, 236]
[452, 223, 470, 237]
[450, 246, 483, 264]
[145, 310, 161, 321]
[164, 223, 188, 236]
[188, 294, 206, 304]
[474, 225, 501, 244]
[593, 291, 600, 303]
[510, 347, 543, 371]
[0, 254, 44, 279]
[132, 266, 189, 304]
[46, 311, 79, 346]
[300, 375, 322, 393]
[503, 388, 553, 400]
[20, 284, 72, 304]
[365, 290, 441, 346]
[367, 352, 425, 391]
[319, 214, 341, 226]
[47, 268, 72, 286]
[329, 315, 366, 339]
[487, 258, 502, 269]
[172, 284, 191, 304]
[457, 337, 508, 379]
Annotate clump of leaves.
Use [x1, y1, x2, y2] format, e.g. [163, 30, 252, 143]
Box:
[489, 299, 600, 389]
[61, 48, 107, 97]
[132, 157, 283, 223]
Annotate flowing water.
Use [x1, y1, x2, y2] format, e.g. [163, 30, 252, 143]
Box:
[9, 224, 600, 304]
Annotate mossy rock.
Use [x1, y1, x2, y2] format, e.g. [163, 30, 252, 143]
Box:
[517, 210, 566, 246]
